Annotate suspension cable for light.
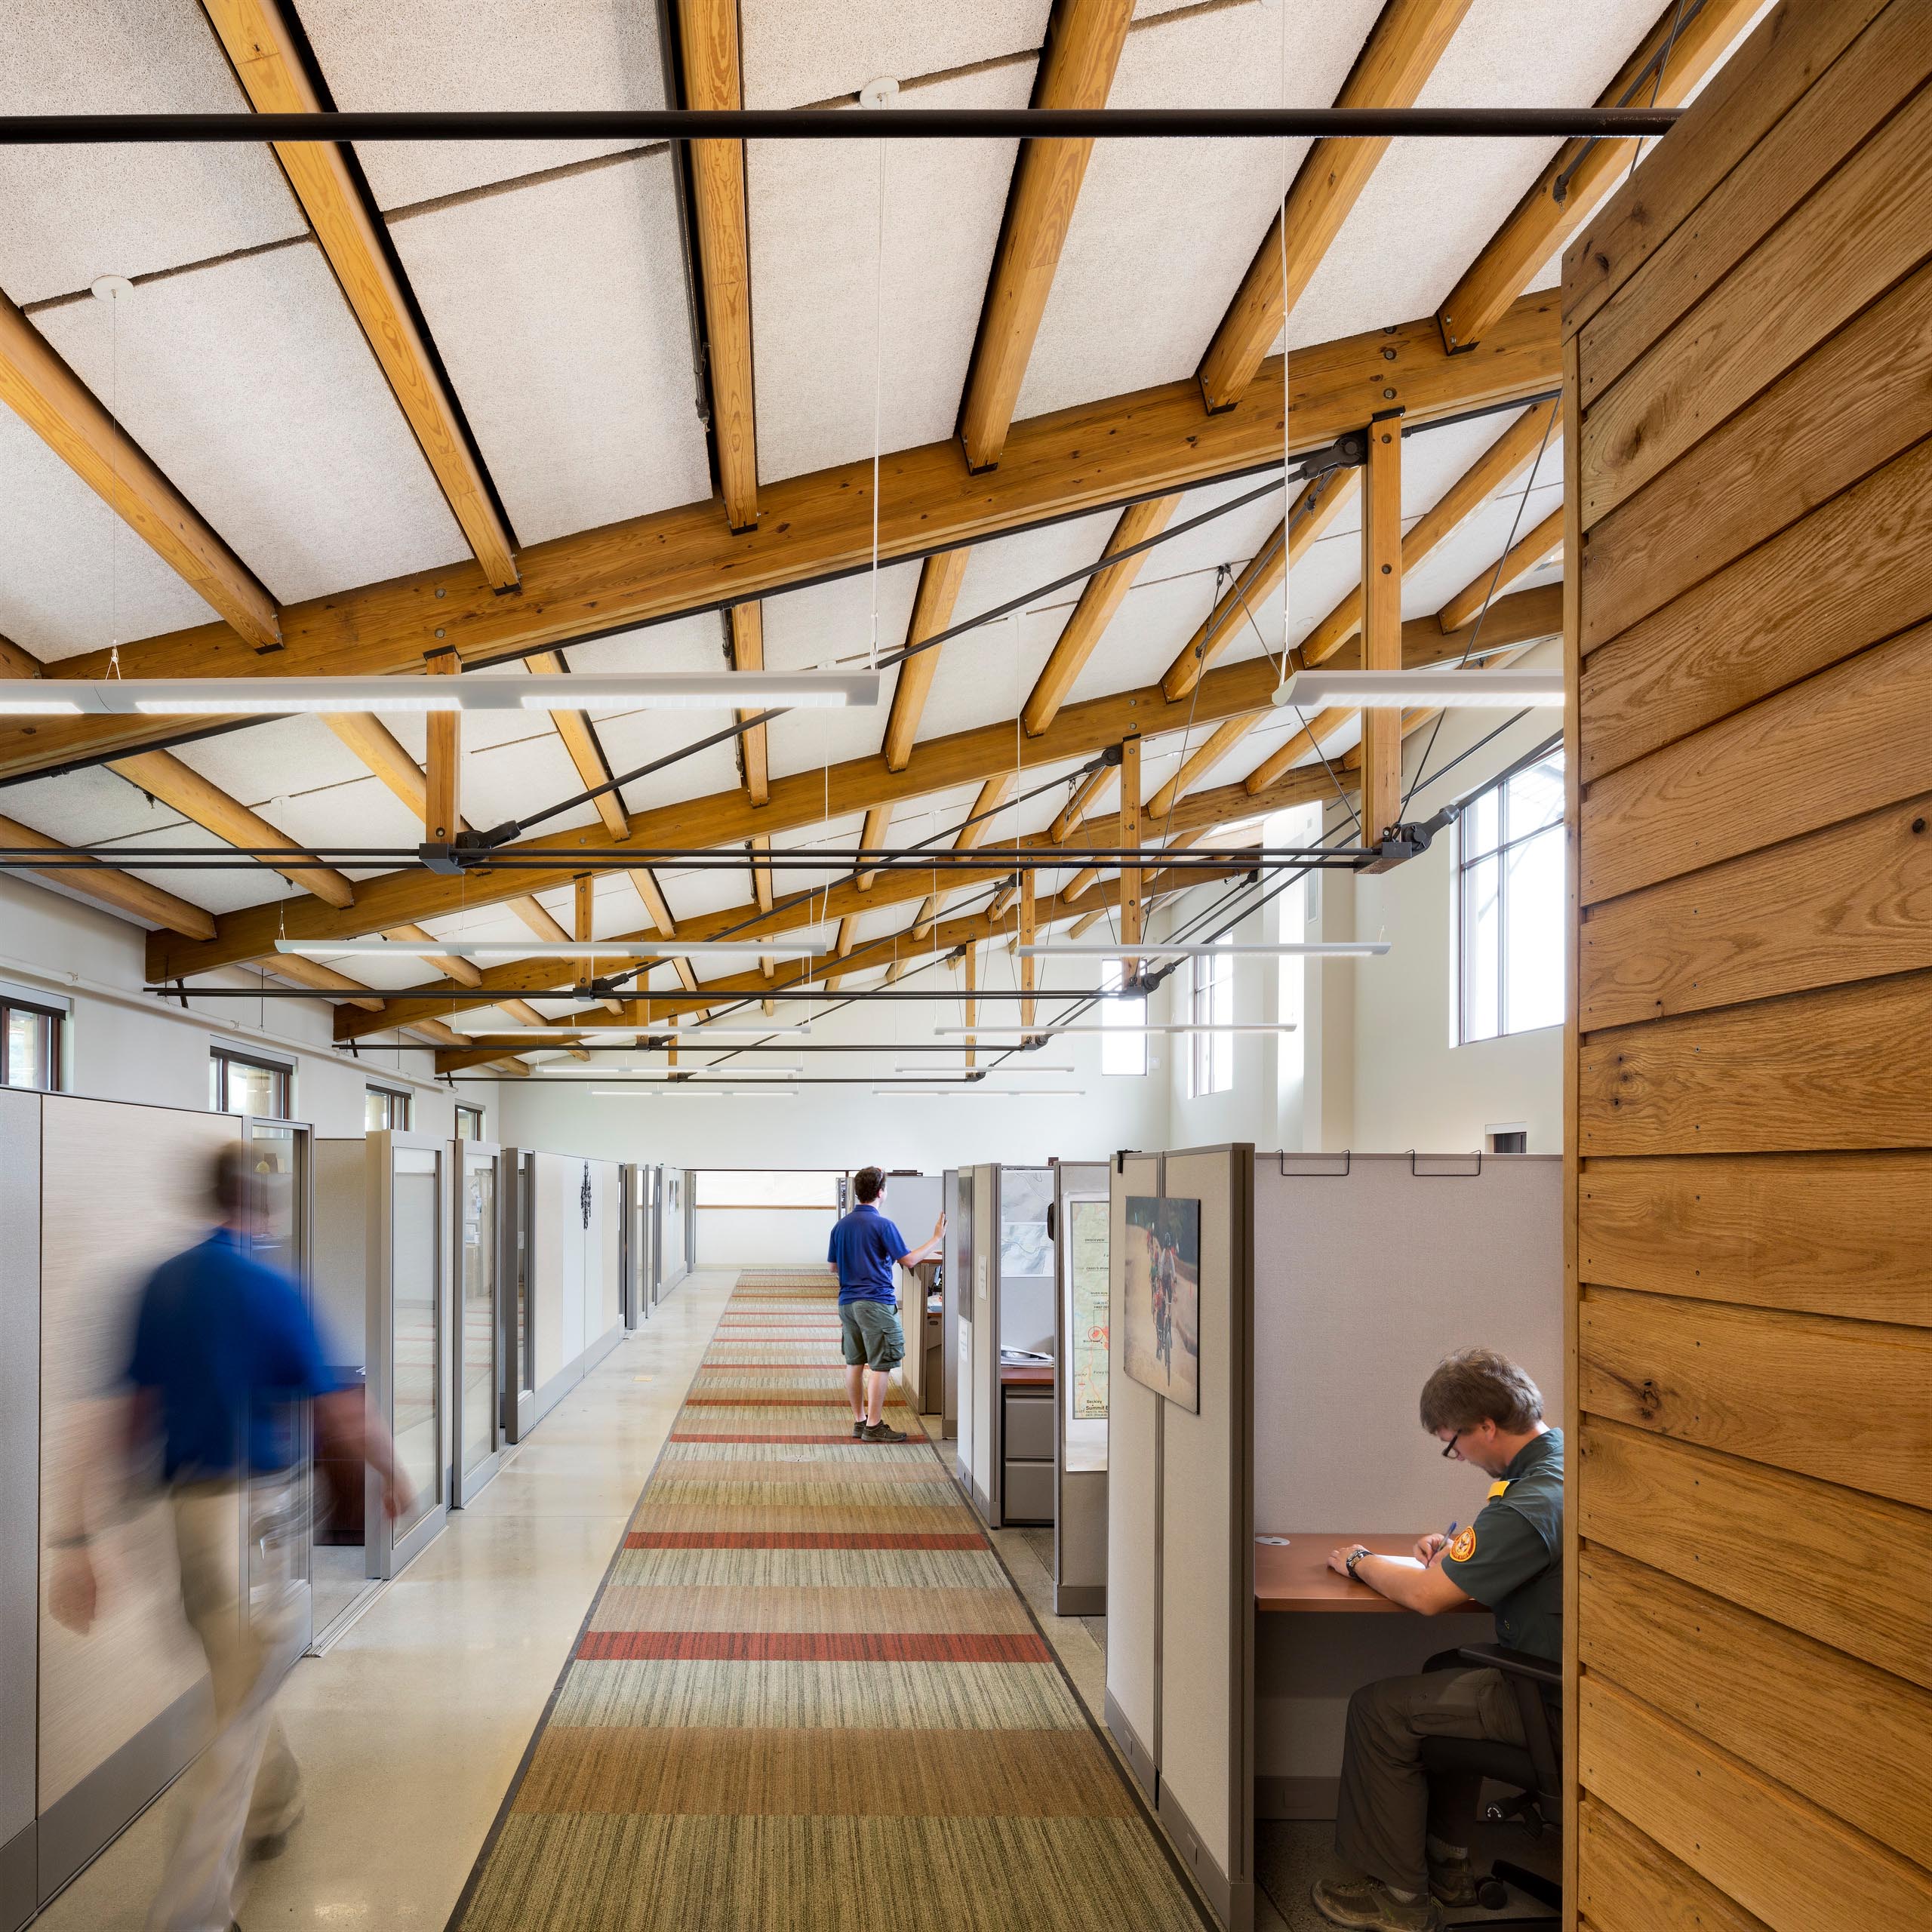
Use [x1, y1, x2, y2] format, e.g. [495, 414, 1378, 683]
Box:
[0, 672, 878, 716]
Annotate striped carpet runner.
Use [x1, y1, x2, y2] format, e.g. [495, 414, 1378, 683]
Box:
[450, 1267, 1205, 1930]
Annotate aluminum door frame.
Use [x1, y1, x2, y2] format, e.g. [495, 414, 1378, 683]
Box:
[450, 1139, 505, 1508]
[365, 1130, 452, 1578]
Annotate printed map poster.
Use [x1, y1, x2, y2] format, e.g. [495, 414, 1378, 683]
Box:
[1066, 1197, 1110, 1423]
[1122, 1195, 1201, 1414]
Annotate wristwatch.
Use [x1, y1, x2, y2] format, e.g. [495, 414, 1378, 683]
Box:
[1344, 1546, 1371, 1579]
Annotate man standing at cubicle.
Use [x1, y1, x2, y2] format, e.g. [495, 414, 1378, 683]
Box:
[1312, 1350, 1562, 1932]
[50, 1144, 412, 1932]
[828, 1166, 945, 1444]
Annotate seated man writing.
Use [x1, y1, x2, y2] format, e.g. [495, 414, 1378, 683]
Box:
[1312, 1349, 1562, 1932]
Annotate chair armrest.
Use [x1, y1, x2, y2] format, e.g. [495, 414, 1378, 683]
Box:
[1454, 1643, 1561, 1689]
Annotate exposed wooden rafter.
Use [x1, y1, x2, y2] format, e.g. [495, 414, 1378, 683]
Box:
[157, 580, 1562, 983]
[882, 549, 972, 773]
[1159, 469, 1358, 700]
[728, 603, 769, 804]
[911, 773, 1014, 939]
[676, 0, 758, 531]
[525, 651, 628, 838]
[1438, 505, 1563, 633]
[0, 289, 280, 648]
[202, 0, 518, 586]
[11, 296, 1561, 785]
[1195, 0, 1474, 411]
[1358, 414, 1404, 853]
[958, 0, 1135, 470]
[1435, 0, 1764, 351]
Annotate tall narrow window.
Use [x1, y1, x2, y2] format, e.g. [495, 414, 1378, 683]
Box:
[365, 1085, 412, 1131]
[2, 996, 62, 1091]
[1099, 960, 1146, 1077]
[210, 1047, 290, 1117]
[455, 1103, 484, 1140]
[1187, 938, 1234, 1097]
[1459, 753, 1565, 1043]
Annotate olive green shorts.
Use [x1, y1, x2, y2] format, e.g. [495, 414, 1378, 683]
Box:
[838, 1299, 905, 1371]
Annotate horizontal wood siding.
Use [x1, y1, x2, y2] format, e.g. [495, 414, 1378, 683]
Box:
[1564, 7, 1932, 1925]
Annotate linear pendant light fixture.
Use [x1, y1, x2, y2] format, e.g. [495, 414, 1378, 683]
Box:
[0, 672, 878, 716]
[934, 1023, 1296, 1036]
[275, 937, 823, 961]
[1013, 941, 1389, 959]
[1272, 669, 1562, 709]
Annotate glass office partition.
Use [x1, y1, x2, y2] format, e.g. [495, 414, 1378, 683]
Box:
[452, 1141, 503, 1505]
[368, 1134, 448, 1575]
[243, 1118, 314, 1651]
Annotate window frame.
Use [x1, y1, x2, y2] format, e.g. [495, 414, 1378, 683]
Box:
[454, 1103, 485, 1140]
[1, 994, 64, 1092]
[1186, 938, 1234, 1098]
[365, 1084, 413, 1132]
[209, 1044, 292, 1118]
[1457, 752, 1566, 1046]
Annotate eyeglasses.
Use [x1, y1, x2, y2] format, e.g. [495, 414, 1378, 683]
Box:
[1441, 1429, 1468, 1460]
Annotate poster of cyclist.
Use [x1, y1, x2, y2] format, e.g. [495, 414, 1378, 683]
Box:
[1121, 1195, 1200, 1413]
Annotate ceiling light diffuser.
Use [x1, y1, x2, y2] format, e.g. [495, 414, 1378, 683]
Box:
[275, 937, 822, 961]
[0, 671, 878, 718]
[934, 1023, 1296, 1035]
[1014, 941, 1389, 958]
[1272, 669, 1562, 709]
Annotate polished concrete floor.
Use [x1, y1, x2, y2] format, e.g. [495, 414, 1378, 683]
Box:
[35, 1271, 737, 1932]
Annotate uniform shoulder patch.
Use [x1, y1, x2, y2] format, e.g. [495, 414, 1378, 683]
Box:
[1487, 1479, 1513, 1499]
[1448, 1524, 1478, 1564]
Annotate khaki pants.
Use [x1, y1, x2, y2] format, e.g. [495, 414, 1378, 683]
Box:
[1334, 1665, 1528, 1897]
[147, 1480, 305, 1932]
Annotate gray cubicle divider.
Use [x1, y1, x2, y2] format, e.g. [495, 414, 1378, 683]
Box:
[1104, 1144, 1257, 1932]
[1054, 1161, 1111, 1614]
[1249, 1152, 1561, 1826]
[883, 1174, 943, 1415]
[526, 1151, 625, 1429]
[940, 1167, 965, 1440]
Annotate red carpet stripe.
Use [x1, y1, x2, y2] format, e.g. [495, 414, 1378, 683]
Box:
[576, 1630, 1053, 1663]
[670, 1432, 875, 1444]
[625, 1529, 987, 1550]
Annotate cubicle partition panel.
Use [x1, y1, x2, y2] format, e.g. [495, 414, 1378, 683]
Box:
[0, 1090, 35, 1932]
[1104, 1146, 1256, 1929]
[499, 1149, 537, 1444]
[881, 1174, 943, 1415]
[940, 1167, 964, 1438]
[961, 1165, 996, 1515]
[1249, 1153, 1560, 1830]
[1054, 1161, 1111, 1613]
[527, 1152, 625, 1429]
[24, 1098, 263, 1912]
[620, 1163, 651, 1330]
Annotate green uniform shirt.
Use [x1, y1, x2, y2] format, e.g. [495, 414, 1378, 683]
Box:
[1438, 1428, 1563, 1662]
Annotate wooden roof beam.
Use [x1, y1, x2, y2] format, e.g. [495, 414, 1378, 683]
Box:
[12, 295, 1559, 784]
[0, 808, 215, 937]
[105, 749, 355, 906]
[1438, 505, 1564, 633]
[676, 0, 758, 531]
[727, 604, 769, 804]
[1160, 468, 1356, 700]
[958, 0, 1135, 470]
[525, 651, 627, 838]
[882, 549, 972, 774]
[203, 0, 516, 585]
[1297, 398, 1560, 664]
[1195, 0, 1474, 411]
[1435, 0, 1764, 352]
[0, 288, 279, 648]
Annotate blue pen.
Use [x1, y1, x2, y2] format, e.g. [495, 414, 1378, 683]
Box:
[1432, 1522, 1458, 1567]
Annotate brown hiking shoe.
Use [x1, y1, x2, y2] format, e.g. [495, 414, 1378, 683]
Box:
[1427, 1852, 1477, 1908]
[862, 1421, 908, 1443]
[1312, 1874, 1441, 1931]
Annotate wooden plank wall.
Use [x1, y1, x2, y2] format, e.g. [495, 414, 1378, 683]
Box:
[1560, 3, 1932, 1928]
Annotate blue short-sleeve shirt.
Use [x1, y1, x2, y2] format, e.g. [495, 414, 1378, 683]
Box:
[127, 1228, 340, 1479]
[827, 1204, 909, 1306]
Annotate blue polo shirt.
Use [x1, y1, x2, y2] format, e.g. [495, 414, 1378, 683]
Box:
[127, 1228, 340, 1480]
[827, 1203, 909, 1306]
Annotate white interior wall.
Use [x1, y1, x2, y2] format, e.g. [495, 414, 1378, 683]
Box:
[0, 872, 494, 1140]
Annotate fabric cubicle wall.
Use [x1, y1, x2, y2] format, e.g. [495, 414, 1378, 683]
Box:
[528, 1152, 624, 1426]
[1251, 1153, 1558, 1819]
[1564, 4, 1932, 1922]
[1104, 1145, 1256, 1932]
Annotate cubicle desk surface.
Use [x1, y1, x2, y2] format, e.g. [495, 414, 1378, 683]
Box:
[1255, 1534, 1429, 1614]
[1000, 1361, 1055, 1386]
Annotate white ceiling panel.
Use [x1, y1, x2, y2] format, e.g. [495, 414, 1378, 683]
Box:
[559, 611, 730, 678]
[0, 0, 303, 304]
[595, 709, 746, 821]
[1286, 0, 1665, 350]
[1015, 0, 1381, 422]
[300, 0, 667, 209]
[387, 150, 710, 546]
[742, 0, 1046, 109]
[170, 714, 386, 806]
[749, 61, 1033, 485]
[1401, 480, 1563, 620]
[0, 403, 220, 660]
[36, 242, 470, 604]
[453, 731, 603, 839]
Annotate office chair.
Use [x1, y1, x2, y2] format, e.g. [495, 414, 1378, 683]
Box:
[1418, 1644, 1562, 1921]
